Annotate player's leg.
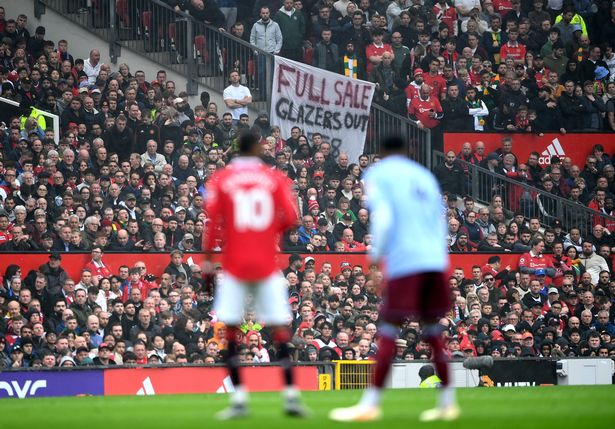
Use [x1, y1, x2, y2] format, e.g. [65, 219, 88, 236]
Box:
[214, 274, 249, 420]
[419, 273, 459, 422]
[256, 272, 308, 417]
[330, 275, 415, 422]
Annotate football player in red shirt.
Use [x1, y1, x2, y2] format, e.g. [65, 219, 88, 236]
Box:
[205, 132, 306, 419]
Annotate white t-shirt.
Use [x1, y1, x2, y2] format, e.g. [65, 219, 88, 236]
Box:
[84, 59, 102, 85]
[223, 84, 252, 120]
[365, 154, 449, 279]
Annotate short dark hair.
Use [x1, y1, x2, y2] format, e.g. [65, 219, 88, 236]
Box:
[382, 135, 405, 152]
[239, 132, 259, 154]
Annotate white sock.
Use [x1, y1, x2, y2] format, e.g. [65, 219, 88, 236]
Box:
[358, 387, 381, 408]
[284, 386, 299, 400]
[231, 386, 247, 405]
[438, 386, 456, 408]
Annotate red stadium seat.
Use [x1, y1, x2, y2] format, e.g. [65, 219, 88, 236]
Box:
[194, 35, 210, 76]
[116, 0, 129, 27]
[142, 10, 152, 35]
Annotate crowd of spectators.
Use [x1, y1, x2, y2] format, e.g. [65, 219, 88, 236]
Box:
[139, 0, 615, 133]
[0, 2, 614, 369]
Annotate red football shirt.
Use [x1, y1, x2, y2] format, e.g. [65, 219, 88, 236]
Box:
[499, 42, 526, 63]
[423, 73, 447, 98]
[408, 96, 442, 129]
[205, 158, 298, 281]
[365, 42, 393, 74]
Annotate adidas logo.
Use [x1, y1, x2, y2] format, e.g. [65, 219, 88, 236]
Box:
[216, 376, 236, 394]
[539, 138, 565, 164]
[136, 377, 156, 395]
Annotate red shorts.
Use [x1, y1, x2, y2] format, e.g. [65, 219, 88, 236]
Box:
[380, 272, 451, 324]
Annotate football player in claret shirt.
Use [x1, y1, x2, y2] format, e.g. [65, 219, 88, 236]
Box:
[330, 136, 457, 422]
[205, 132, 307, 419]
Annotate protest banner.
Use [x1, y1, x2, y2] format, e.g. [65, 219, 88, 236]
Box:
[271, 56, 375, 162]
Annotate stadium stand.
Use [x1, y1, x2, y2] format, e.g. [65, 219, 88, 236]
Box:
[0, 0, 615, 369]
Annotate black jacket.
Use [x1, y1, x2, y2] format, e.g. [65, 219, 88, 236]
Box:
[433, 161, 465, 196]
[558, 92, 585, 131]
[529, 97, 564, 132]
[441, 97, 472, 131]
[103, 126, 134, 161]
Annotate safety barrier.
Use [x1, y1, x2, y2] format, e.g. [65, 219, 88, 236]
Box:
[333, 360, 375, 390]
[0, 97, 60, 143]
[433, 150, 615, 239]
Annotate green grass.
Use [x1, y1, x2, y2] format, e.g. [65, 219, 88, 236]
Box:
[1, 386, 614, 428]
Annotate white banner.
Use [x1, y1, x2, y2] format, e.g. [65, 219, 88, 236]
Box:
[270, 56, 375, 162]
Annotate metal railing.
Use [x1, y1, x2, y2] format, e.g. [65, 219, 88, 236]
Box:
[368, 104, 432, 168]
[42, 0, 430, 161]
[433, 150, 615, 237]
[1, 97, 60, 143]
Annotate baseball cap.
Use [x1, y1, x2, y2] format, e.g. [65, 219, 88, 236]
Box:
[289, 296, 299, 304]
[535, 268, 546, 276]
[502, 324, 516, 332]
[304, 256, 315, 264]
[313, 171, 324, 179]
[173, 97, 185, 104]
[340, 261, 351, 270]
[326, 201, 336, 209]
[79, 86, 89, 93]
[548, 287, 559, 294]
[414, 68, 424, 76]
[125, 193, 136, 201]
[521, 332, 534, 339]
[98, 342, 111, 350]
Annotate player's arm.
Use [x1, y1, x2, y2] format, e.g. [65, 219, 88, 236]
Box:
[278, 175, 301, 231]
[203, 178, 221, 257]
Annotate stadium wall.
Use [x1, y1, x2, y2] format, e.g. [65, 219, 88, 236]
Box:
[0, 359, 611, 398]
[1, 252, 539, 280]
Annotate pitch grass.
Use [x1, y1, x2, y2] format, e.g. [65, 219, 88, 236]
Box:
[1, 386, 614, 428]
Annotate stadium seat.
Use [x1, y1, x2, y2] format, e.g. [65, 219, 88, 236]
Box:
[194, 35, 209, 76]
[168, 23, 182, 63]
[142, 10, 153, 51]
